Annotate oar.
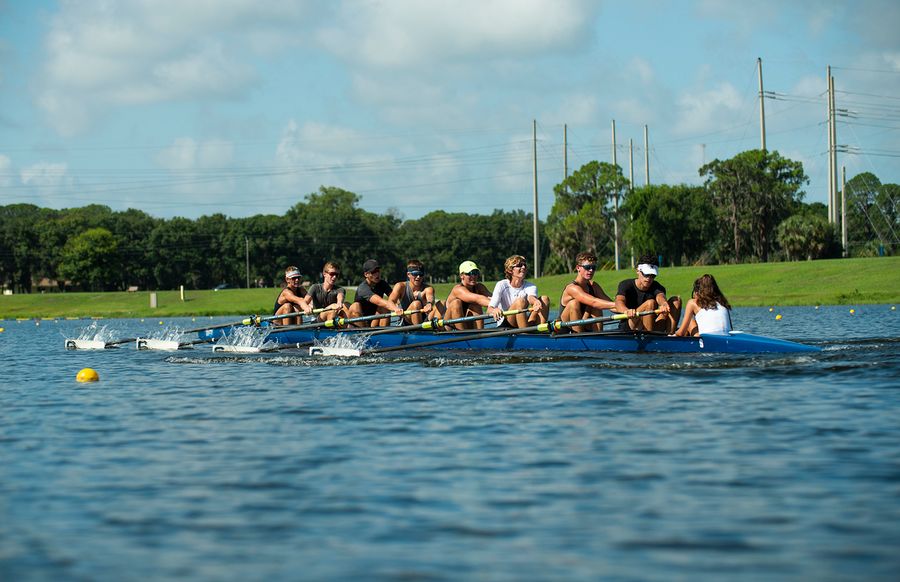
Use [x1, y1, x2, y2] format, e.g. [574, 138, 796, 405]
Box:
[268, 308, 424, 334]
[311, 310, 660, 357]
[365, 308, 528, 337]
[296, 309, 528, 351]
[131, 307, 342, 351]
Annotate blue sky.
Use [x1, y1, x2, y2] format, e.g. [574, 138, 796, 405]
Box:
[1, 0, 898, 221]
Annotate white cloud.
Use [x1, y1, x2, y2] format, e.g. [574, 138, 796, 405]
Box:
[319, 0, 598, 68]
[156, 138, 235, 171]
[0, 154, 14, 188]
[674, 82, 743, 136]
[35, 0, 314, 135]
[20, 161, 69, 189]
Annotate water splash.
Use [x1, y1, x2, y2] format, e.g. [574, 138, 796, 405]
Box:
[72, 321, 119, 342]
[215, 325, 279, 351]
[146, 326, 187, 342]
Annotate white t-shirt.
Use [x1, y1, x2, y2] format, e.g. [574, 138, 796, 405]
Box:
[489, 279, 538, 310]
[694, 302, 732, 335]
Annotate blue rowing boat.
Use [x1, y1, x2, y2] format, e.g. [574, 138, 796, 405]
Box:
[199, 325, 820, 354]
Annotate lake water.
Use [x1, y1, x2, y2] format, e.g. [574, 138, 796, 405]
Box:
[2, 305, 899, 581]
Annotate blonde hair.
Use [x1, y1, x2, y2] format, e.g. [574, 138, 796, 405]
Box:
[503, 255, 526, 281]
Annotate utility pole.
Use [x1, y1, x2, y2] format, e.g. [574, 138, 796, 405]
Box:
[564, 124, 568, 184]
[611, 119, 619, 270]
[532, 119, 541, 277]
[830, 74, 838, 226]
[841, 166, 848, 257]
[758, 57, 766, 151]
[827, 65, 834, 223]
[643, 125, 650, 186]
[629, 138, 634, 192]
[245, 237, 250, 289]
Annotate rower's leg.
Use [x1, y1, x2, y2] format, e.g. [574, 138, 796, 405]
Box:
[274, 303, 300, 326]
[653, 295, 681, 334]
[633, 299, 657, 331]
[559, 300, 584, 333]
[406, 300, 424, 325]
[526, 295, 550, 325]
[510, 297, 529, 328]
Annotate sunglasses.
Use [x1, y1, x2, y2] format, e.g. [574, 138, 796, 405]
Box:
[579, 264, 596, 271]
[367, 268, 381, 274]
[407, 270, 424, 277]
[325, 271, 340, 277]
[288, 277, 301, 282]
[513, 263, 526, 269]
[462, 270, 480, 277]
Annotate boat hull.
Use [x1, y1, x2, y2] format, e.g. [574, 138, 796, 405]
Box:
[199, 326, 820, 354]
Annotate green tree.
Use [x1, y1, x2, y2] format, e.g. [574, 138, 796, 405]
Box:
[546, 161, 629, 271]
[623, 184, 717, 266]
[58, 228, 121, 291]
[700, 150, 807, 262]
[843, 173, 899, 256]
[776, 214, 833, 261]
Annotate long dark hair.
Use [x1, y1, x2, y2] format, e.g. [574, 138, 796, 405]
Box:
[695, 274, 731, 310]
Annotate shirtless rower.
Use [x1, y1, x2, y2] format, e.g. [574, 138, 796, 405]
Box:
[273, 266, 312, 325]
[444, 260, 492, 330]
[559, 251, 617, 332]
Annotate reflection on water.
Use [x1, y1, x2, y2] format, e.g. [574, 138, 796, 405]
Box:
[1, 305, 899, 580]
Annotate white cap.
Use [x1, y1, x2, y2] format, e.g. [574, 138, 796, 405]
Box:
[637, 263, 658, 276]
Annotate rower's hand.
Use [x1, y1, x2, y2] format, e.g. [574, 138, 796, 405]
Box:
[488, 306, 503, 322]
[627, 309, 637, 318]
[530, 302, 541, 313]
[658, 302, 670, 315]
[302, 304, 314, 315]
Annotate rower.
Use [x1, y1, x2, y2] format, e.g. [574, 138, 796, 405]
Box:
[347, 259, 403, 327]
[486, 254, 549, 328]
[559, 251, 617, 332]
[273, 266, 312, 325]
[444, 260, 492, 330]
[388, 259, 443, 325]
[307, 261, 348, 322]
[614, 253, 682, 334]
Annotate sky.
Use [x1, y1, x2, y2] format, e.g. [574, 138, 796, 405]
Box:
[1, 0, 898, 222]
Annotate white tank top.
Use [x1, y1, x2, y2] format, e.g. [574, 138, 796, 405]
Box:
[694, 302, 732, 335]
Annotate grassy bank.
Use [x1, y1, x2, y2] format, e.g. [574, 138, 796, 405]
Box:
[2, 257, 898, 320]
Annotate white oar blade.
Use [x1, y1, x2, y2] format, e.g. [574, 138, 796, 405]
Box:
[213, 345, 266, 353]
[309, 346, 362, 357]
[64, 339, 110, 350]
[136, 338, 184, 351]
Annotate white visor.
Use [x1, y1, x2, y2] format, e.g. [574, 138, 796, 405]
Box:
[637, 263, 658, 276]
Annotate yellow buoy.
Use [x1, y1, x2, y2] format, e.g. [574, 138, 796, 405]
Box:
[850, 309, 855, 315]
[0, 327, 4, 332]
[76, 368, 100, 383]
[769, 307, 774, 312]
[159, 321, 164, 325]
[775, 314, 782, 320]
[815, 305, 819, 310]
[892, 306, 896, 311]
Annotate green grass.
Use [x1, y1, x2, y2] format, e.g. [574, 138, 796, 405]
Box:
[2, 257, 898, 319]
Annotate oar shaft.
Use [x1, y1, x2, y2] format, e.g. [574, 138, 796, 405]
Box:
[270, 308, 423, 334]
[366, 308, 526, 337]
[366, 310, 658, 355]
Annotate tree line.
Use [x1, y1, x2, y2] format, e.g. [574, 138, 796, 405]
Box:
[1, 149, 896, 293]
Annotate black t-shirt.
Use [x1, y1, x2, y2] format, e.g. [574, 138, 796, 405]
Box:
[616, 278, 667, 309]
[307, 283, 343, 309]
[356, 279, 392, 316]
